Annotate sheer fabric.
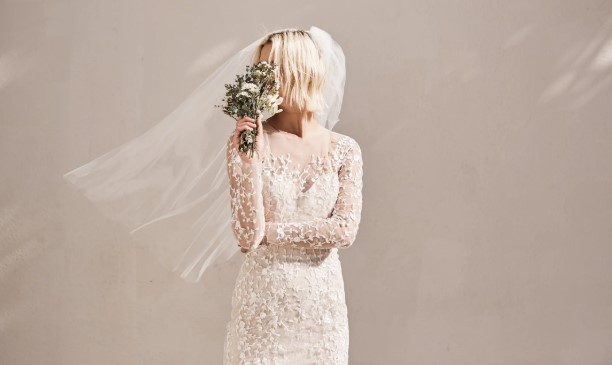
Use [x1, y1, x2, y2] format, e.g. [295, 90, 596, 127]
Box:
[62, 26, 345, 283]
[223, 121, 363, 364]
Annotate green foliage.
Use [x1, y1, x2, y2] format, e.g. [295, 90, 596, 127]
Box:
[215, 61, 283, 158]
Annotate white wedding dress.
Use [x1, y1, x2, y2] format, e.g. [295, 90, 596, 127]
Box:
[222, 121, 363, 365]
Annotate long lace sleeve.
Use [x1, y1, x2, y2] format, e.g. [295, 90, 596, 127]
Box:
[264, 137, 363, 249]
[226, 135, 266, 251]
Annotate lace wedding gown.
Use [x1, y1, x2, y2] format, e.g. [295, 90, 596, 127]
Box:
[222, 121, 363, 365]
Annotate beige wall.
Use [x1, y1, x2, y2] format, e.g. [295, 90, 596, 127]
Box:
[2, 0, 612, 364]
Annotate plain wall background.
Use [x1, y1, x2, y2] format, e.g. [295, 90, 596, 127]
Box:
[1, 0, 612, 364]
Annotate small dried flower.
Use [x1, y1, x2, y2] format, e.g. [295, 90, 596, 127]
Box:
[214, 61, 283, 158]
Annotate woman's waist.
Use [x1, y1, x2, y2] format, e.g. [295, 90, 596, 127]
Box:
[246, 244, 339, 265]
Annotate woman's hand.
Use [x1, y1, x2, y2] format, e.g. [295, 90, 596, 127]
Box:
[231, 115, 264, 163]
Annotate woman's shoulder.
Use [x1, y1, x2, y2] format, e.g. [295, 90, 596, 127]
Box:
[330, 130, 361, 153]
[329, 131, 362, 171]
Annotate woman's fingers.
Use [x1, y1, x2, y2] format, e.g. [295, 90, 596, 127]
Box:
[237, 124, 253, 132]
[232, 116, 259, 151]
[235, 117, 257, 129]
[237, 116, 256, 124]
[238, 119, 256, 127]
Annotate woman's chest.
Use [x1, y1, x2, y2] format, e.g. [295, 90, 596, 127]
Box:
[261, 153, 341, 217]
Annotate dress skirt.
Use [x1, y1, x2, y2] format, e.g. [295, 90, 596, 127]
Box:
[223, 244, 349, 365]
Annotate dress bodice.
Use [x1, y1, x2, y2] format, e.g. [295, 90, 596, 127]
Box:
[261, 122, 342, 223]
[225, 121, 363, 251]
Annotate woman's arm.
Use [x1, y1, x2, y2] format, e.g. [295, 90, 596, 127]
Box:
[226, 134, 266, 251]
[264, 138, 363, 249]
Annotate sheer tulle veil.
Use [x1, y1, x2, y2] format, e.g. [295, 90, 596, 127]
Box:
[62, 26, 346, 283]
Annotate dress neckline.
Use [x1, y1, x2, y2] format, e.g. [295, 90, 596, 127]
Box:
[264, 121, 328, 140]
[262, 122, 335, 178]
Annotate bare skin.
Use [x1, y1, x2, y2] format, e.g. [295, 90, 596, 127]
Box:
[231, 115, 263, 164]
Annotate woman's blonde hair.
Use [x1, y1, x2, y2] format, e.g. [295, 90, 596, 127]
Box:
[251, 28, 327, 113]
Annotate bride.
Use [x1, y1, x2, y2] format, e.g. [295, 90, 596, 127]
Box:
[223, 28, 363, 364]
[62, 25, 361, 364]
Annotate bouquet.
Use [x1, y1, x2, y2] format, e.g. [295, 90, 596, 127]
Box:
[215, 60, 283, 158]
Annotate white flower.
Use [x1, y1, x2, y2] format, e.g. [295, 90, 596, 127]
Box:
[241, 82, 258, 92]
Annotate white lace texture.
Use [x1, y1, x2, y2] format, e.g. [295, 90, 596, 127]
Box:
[225, 122, 363, 250]
[223, 122, 363, 364]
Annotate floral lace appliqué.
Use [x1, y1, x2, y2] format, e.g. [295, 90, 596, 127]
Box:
[223, 127, 363, 364]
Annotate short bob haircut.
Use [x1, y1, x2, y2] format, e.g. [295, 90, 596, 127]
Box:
[251, 28, 327, 113]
